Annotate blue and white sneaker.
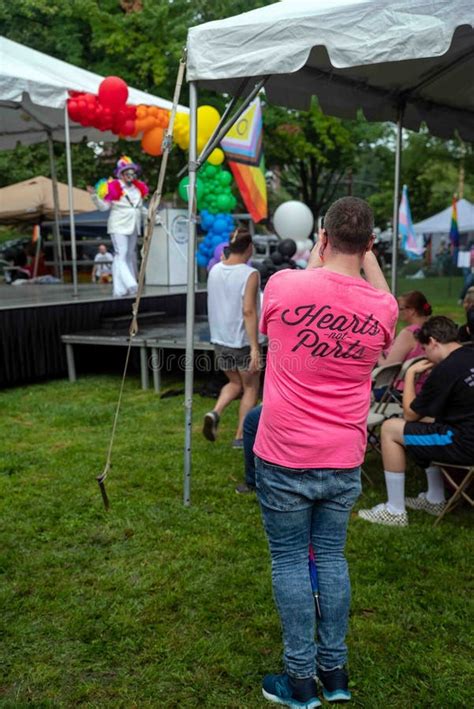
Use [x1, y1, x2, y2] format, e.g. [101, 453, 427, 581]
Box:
[317, 666, 351, 703]
[262, 672, 321, 708]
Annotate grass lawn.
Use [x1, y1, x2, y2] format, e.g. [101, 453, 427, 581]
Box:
[0, 374, 472, 708]
[397, 276, 465, 321]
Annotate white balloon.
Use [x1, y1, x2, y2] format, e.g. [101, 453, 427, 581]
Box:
[295, 240, 306, 254]
[273, 201, 314, 240]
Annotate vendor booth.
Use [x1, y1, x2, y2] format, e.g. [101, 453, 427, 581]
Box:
[179, 0, 474, 503]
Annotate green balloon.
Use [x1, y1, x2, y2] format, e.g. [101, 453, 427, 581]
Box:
[178, 176, 203, 203]
[219, 170, 232, 186]
[217, 193, 231, 211]
[204, 163, 219, 178]
[178, 176, 190, 202]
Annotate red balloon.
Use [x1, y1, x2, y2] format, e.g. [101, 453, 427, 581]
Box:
[125, 104, 136, 120]
[122, 119, 136, 136]
[98, 76, 128, 110]
[67, 100, 80, 122]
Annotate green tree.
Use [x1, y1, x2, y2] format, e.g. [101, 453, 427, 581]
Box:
[0, 0, 273, 189]
[263, 101, 395, 223]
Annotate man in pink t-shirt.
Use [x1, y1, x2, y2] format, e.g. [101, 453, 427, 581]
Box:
[257, 197, 398, 709]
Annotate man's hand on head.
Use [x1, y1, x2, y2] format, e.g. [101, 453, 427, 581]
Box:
[307, 229, 325, 269]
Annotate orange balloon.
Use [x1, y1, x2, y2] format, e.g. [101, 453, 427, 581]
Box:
[141, 126, 164, 156]
[136, 105, 148, 119]
[149, 106, 159, 117]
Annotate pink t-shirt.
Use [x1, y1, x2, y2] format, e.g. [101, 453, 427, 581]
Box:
[254, 268, 398, 469]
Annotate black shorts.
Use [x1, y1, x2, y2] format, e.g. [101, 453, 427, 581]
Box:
[214, 344, 251, 371]
[404, 421, 471, 468]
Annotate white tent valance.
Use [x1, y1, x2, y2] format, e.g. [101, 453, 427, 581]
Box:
[414, 198, 474, 234]
[0, 36, 187, 148]
[187, 0, 474, 141]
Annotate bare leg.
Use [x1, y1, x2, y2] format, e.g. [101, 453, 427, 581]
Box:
[213, 369, 242, 418]
[381, 418, 407, 472]
[235, 369, 260, 439]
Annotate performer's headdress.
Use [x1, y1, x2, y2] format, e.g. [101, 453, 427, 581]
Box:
[114, 155, 141, 177]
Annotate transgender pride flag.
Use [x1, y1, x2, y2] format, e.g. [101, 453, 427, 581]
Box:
[399, 184, 424, 259]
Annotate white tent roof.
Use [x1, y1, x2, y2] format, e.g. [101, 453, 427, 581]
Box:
[414, 198, 474, 234]
[187, 0, 474, 141]
[0, 36, 187, 149]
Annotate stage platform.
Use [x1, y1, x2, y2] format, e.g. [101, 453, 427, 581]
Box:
[0, 282, 207, 388]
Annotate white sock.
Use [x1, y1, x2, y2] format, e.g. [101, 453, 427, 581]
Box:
[424, 465, 446, 504]
[384, 470, 406, 514]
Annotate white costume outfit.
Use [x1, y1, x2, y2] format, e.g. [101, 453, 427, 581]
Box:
[91, 182, 144, 297]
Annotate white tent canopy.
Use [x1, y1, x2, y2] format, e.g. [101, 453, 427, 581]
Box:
[179, 0, 474, 505]
[414, 198, 474, 234]
[187, 0, 474, 141]
[0, 36, 187, 148]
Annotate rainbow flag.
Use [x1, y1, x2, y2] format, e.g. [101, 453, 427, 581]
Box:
[221, 98, 267, 223]
[399, 184, 423, 259]
[449, 195, 460, 250]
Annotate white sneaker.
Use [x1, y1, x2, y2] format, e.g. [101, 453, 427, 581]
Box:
[405, 492, 446, 516]
[358, 503, 408, 527]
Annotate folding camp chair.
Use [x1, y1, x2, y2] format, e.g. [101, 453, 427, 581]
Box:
[372, 357, 427, 420]
[431, 461, 474, 526]
[370, 361, 403, 420]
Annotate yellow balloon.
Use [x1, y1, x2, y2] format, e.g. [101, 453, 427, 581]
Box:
[173, 113, 190, 149]
[208, 148, 225, 166]
[197, 135, 207, 153]
[197, 105, 220, 139]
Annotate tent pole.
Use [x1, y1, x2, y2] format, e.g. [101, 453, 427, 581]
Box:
[47, 131, 64, 281]
[183, 81, 198, 507]
[391, 104, 404, 295]
[64, 106, 78, 298]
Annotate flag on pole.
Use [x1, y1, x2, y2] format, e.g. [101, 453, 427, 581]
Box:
[399, 184, 424, 259]
[221, 98, 267, 223]
[449, 195, 460, 250]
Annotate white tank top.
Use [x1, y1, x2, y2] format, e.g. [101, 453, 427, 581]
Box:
[207, 262, 259, 348]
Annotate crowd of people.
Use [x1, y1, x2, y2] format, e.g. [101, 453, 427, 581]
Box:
[203, 197, 474, 709]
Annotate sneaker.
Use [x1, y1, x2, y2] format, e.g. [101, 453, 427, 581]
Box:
[358, 503, 408, 527]
[317, 667, 351, 703]
[262, 673, 321, 708]
[232, 438, 244, 449]
[202, 411, 220, 442]
[405, 492, 446, 516]
[235, 482, 255, 494]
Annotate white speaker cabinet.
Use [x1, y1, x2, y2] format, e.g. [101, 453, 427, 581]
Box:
[145, 209, 196, 286]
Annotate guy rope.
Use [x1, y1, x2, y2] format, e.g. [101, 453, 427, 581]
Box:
[97, 54, 187, 509]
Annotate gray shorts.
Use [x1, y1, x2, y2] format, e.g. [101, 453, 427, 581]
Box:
[214, 344, 251, 371]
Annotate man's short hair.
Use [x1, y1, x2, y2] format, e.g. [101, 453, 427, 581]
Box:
[324, 197, 374, 255]
[228, 227, 252, 254]
[416, 316, 459, 345]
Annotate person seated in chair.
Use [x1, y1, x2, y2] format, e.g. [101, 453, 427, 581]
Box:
[359, 316, 474, 527]
[458, 287, 474, 344]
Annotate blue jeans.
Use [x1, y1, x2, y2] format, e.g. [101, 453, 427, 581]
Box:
[243, 405, 262, 487]
[255, 457, 361, 678]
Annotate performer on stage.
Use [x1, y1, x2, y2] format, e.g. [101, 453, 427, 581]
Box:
[87, 156, 149, 297]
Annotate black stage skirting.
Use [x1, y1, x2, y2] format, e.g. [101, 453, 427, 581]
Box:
[0, 290, 207, 389]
